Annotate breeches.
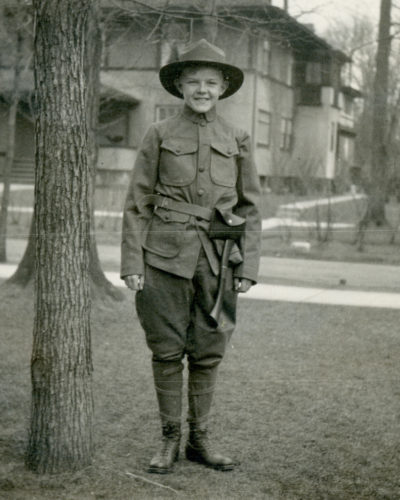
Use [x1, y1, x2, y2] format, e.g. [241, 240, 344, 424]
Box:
[135, 248, 237, 369]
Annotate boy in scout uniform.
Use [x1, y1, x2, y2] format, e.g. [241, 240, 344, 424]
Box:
[121, 39, 261, 473]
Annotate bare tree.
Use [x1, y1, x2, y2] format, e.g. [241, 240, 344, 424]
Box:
[368, 0, 393, 224]
[325, 2, 397, 233]
[26, 0, 95, 473]
[324, 15, 377, 169]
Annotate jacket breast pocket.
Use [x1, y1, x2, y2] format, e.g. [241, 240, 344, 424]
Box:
[142, 208, 190, 258]
[210, 141, 239, 188]
[159, 139, 198, 186]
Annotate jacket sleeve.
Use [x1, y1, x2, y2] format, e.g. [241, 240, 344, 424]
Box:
[120, 124, 160, 278]
[233, 130, 262, 283]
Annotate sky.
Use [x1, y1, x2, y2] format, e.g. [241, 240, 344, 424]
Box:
[272, 0, 381, 35]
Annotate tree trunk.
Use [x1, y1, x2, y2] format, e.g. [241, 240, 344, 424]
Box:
[0, 34, 22, 262]
[26, 0, 94, 473]
[368, 0, 392, 224]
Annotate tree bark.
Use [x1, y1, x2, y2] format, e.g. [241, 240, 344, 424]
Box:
[26, 0, 94, 473]
[368, 0, 392, 224]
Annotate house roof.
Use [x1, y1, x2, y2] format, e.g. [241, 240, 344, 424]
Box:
[101, 0, 272, 10]
[218, 4, 350, 60]
[102, 0, 350, 61]
[100, 73, 142, 104]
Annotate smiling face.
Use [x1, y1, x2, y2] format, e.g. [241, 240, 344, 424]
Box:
[175, 65, 228, 114]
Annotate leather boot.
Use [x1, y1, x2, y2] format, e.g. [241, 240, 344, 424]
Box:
[148, 422, 181, 474]
[148, 360, 183, 474]
[185, 422, 235, 471]
[185, 364, 236, 471]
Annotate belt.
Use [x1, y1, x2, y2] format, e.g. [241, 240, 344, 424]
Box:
[138, 194, 213, 221]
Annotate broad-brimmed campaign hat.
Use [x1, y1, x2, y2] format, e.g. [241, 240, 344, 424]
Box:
[159, 38, 244, 100]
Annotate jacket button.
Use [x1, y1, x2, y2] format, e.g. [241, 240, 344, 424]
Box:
[198, 188, 205, 196]
[227, 148, 232, 154]
[199, 165, 205, 172]
[199, 120, 206, 127]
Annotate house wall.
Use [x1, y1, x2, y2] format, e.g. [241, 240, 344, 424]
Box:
[246, 38, 295, 179]
[292, 106, 327, 180]
[97, 15, 358, 187]
[0, 7, 359, 190]
[292, 87, 341, 181]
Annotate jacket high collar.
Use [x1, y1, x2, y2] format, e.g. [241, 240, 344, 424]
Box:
[182, 105, 217, 125]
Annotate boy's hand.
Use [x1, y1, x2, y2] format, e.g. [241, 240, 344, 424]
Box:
[124, 274, 144, 291]
[233, 278, 253, 293]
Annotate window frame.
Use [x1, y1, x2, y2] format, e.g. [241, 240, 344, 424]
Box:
[256, 109, 272, 148]
[154, 105, 181, 122]
[280, 117, 293, 151]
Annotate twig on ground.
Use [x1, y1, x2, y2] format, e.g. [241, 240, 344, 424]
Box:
[125, 470, 181, 495]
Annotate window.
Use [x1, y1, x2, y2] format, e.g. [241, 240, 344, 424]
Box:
[98, 101, 130, 147]
[257, 109, 271, 147]
[305, 62, 322, 85]
[278, 52, 293, 86]
[344, 96, 353, 116]
[286, 55, 293, 86]
[280, 117, 293, 151]
[330, 121, 336, 152]
[260, 40, 270, 75]
[155, 105, 180, 122]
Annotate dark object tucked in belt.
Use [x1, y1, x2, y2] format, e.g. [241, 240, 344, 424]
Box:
[209, 208, 246, 327]
[208, 208, 246, 241]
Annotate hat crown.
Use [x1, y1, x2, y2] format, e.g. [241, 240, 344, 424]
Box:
[178, 39, 226, 65]
[159, 38, 244, 100]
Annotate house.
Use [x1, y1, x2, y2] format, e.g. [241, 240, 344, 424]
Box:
[0, 0, 361, 194]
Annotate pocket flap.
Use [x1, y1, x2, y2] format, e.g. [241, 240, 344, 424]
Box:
[211, 141, 239, 157]
[161, 139, 198, 155]
[154, 207, 190, 223]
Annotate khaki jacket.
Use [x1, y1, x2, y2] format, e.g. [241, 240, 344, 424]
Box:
[121, 105, 261, 282]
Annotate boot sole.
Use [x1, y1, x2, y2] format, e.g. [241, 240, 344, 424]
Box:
[147, 450, 179, 474]
[185, 447, 235, 471]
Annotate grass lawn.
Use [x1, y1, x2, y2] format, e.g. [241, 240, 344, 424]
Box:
[1, 284, 400, 499]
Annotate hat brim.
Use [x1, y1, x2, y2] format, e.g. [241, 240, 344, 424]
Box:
[159, 60, 244, 100]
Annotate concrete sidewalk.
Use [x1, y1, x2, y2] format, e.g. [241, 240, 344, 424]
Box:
[2, 238, 400, 310]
